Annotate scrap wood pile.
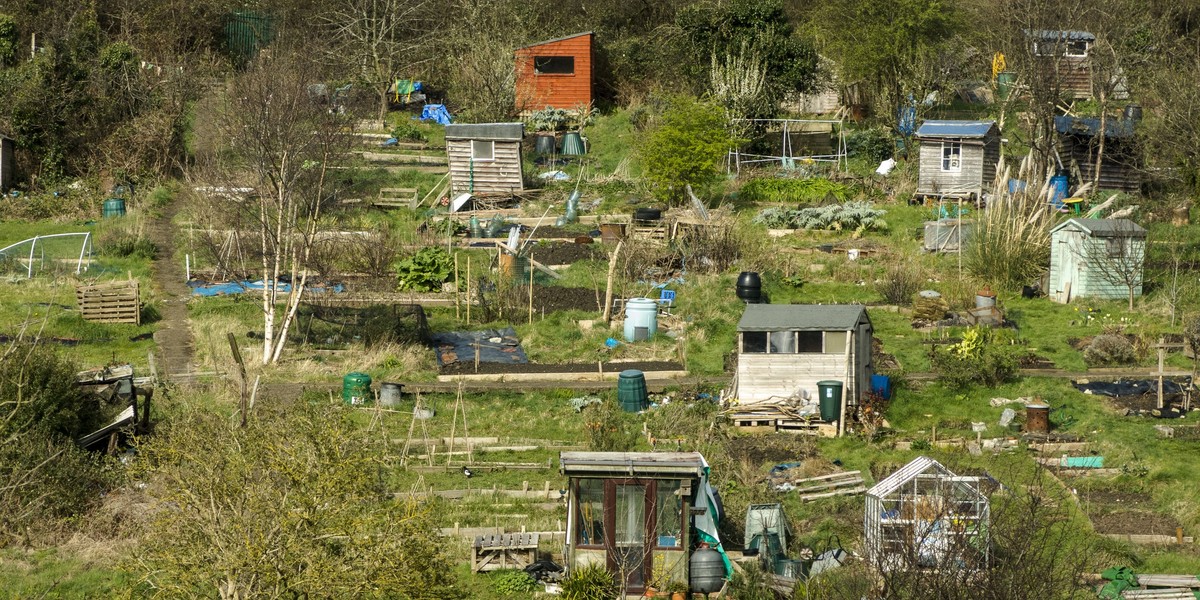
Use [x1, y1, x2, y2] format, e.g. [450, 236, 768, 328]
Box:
[912, 292, 950, 323]
[1099, 567, 1200, 599]
[726, 399, 826, 434]
[769, 463, 865, 501]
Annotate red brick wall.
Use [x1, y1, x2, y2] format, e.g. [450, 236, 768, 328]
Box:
[515, 33, 593, 111]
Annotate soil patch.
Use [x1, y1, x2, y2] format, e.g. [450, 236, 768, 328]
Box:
[724, 434, 817, 467]
[521, 285, 608, 313]
[1090, 510, 1180, 535]
[524, 241, 603, 265]
[1078, 488, 1154, 509]
[439, 359, 682, 376]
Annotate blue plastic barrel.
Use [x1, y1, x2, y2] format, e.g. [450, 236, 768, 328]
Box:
[1049, 175, 1069, 209]
[623, 298, 658, 342]
[870, 374, 891, 400]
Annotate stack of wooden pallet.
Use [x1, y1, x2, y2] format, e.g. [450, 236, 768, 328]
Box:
[76, 281, 140, 325]
[780, 471, 866, 502]
[728, 403, 835, 437]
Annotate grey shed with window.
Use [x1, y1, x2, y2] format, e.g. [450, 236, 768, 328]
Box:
[915, 120, 1000, 200]
[445, 123, 524, 196]
[1049, 217, 1146, 303]
[0, 134, 13, 192]
[735, 304, 872, 406]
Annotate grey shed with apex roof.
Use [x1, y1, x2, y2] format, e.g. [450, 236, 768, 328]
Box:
[444, 123, 525, 196]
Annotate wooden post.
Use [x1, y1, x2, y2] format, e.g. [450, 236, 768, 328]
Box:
[839, 328, 852, 437]
[228, 332, 247, 428]
[466, 257, 472, 324]
[1158, 337, 1166, 410]
[528, 252, 535, 324]
[454, 252, 461, 320]
[474, 340, 481, 373]
[1177, 527, 1184, 544]
[602, 240, 623, 324]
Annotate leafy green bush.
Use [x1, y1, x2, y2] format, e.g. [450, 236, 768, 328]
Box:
[738, 177, 852, 204]
[752, 201, 886, 233]
[931, 327, 1020, 389]
[491, 570, 538, 596]
[97, 230, 158, 260]
[846, 127, 894, 162]
[640, 96, 736, 204]
[561, 563, 617, 600]
[394, 247, 453, 291]
[390, 120, 426, 143]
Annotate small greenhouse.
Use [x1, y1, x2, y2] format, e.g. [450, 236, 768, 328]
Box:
[864, 457, 989, 572]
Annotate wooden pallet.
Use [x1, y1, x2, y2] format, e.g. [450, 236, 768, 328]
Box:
[374, 187, 419, 208]
[76, 281, 140, 325]
[776, 419, 838, 437]
[788, 471, 866, 501]
[630, 225, 668, 243]
[472, 532, 539, 573]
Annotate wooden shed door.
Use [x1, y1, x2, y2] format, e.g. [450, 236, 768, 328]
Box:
[606, 481, 653, 593]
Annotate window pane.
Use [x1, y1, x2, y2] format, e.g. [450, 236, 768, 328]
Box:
[471, 140, 494, 161]
[615, 485, 646, 545]
[769, 331, 795, 353]
[941, 143, 961, 172]
[743, 332, 767, 353]
[824, 331, 848, 354]
[534, 56, 574, 74]
[576, 479, 604, 546]
[655, 481, 682, 548]
[797, 331, 823, 353]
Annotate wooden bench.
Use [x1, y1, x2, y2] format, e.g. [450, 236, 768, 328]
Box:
[472, 532, 539, 573]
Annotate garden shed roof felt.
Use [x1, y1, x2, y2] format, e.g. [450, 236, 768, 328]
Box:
[915, 120, 996, 139]
[515, 31, 594, 50]
[1026, 29, 1096, 41]
[1054, 116, 1135, 139]
[444, 123, 524, 141]
[560, 452, 707, 477]
[1050, 218, 1146, 238]
[736, 304, 868, 332]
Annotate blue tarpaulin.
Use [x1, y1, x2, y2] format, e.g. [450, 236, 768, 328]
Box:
[418, 104, 452, 125]
[189, 279, 345, 297]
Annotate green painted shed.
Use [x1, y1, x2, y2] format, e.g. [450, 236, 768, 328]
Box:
[1049, 218, 1146, 303]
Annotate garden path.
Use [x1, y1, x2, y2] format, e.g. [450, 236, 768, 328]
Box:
[147, 196, 195, 381]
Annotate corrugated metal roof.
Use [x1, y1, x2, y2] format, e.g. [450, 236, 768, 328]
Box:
[1054, 115, 1135, 139]
[1026, 29, 1096, 41]
[915, 120, 996, 139]
[737, 304, 868, 332]
[444, 123, 524, 141]
[560, 451, 707, 476]
[1050, 217, 1146, 238]
[515, 31, 593, 51]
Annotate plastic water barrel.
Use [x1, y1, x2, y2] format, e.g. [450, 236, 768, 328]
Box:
[469, 216, 483, 238]
[623, 298, 658, 342]
[617, 370, 648, 412]
[870, 374, 891, 400]
[342, 372, 372, 405]
[817, 380, 843, 422]
[996, 72, 1016, 99]
[102, 198, 126, 218]
[690, 548, 726, 593]
[561, 132, 585, 155]
[379, 382, 403, 407]
[736, 272, 762, 304]
[535, 133, 556, 155]
[1049, 174, 1069, 209]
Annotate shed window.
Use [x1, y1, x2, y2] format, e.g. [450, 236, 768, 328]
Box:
[1065, 40, 1089, 57]
[534, 56, 575, 75]
[742, 332, 767, 353]
[1106, 237, 1126, 257]
[575, 479, 604, 547]
[824, 331, 849, 354]
[769, 331, 796, 353]
[654, 480, 682, 548]
[941, 142, 962, 172]
[471, 140, 494, 161]
[797, 331, 823, 353]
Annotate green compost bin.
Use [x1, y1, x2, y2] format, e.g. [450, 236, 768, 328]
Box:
[617, 369, 648, 412]
[342, 372, 372, 405]
[817, 380, 844, 422]
[102, 198, 126, 218]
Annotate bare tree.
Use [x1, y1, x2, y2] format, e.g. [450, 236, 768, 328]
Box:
[1073, 219, 1147, 310]
[213, 50, 353, 364]
[322, 0, 434, 121]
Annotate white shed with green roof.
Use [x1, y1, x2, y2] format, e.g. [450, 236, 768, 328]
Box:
[735, 304, 872, 406]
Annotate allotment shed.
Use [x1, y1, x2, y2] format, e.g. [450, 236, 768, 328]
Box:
[561, 451, 729, 595]
[514, 32, 594, 112]
[444, 123, 524, 196]
[864, 456, 989, 572]
[735, 304, 872, 409]
[915, 120, 1001, 201]
[0, 134, 13, 192]
[1049, 217, 1146, 304]
[1028, 30, 1095, 99]
[1054, 115, 1141, 194]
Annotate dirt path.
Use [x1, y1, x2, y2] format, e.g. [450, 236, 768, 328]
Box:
[147, 196, 195, 380]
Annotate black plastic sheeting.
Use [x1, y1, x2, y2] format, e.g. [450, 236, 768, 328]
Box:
[1073, 378, 1190, 397]
[430, 327, 528, 367]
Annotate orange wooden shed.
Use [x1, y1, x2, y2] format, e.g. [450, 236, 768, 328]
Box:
[514, 32, 594, 112]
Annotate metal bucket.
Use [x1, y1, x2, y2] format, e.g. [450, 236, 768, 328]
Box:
[379, 382, 403, 407]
